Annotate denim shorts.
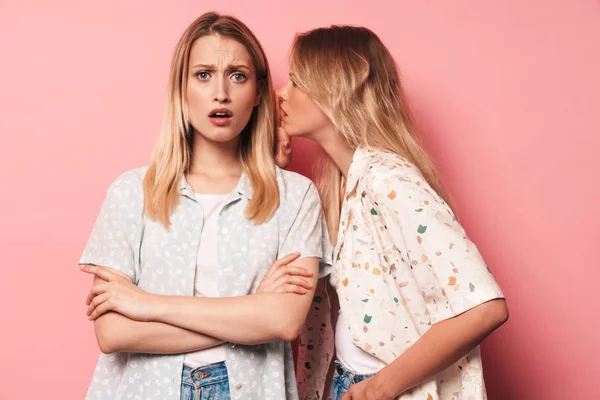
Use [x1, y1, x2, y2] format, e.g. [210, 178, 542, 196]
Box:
[331, 360, 376, 400]
[180, 361, 230, 400]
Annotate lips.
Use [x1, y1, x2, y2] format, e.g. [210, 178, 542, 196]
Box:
[208, 108, 233, 127]
[209, 108, 233, 118]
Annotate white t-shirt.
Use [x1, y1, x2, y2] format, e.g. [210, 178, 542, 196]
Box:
[183, 193, 229, 368]
[330, 267, 381, 374]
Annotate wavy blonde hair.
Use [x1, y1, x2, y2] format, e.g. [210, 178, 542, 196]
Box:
[290, 26, 451, 243]
[144, 12, 278, 228]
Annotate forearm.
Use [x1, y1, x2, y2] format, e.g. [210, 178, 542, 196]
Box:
[149, 257, 319, 345]
[377, 299, 509, 397]
[95, 312, 224, 354]
[151, 292, 308, 345]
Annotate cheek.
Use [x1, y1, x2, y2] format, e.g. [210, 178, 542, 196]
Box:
[302, 101, 325, 126]
[186, 84, 205, 113]
[236, 84, 259, 110]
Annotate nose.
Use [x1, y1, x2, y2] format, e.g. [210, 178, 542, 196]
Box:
[214, 77, 230, 104]
[276, 86, 288, 101]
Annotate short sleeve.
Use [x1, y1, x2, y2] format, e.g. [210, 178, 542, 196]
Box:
[79, 170, 144, 283]
[280, 183, 333, 278]
[371, 172, 505, 324]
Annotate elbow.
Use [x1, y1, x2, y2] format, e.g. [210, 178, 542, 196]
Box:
[279, 325, 302, 342]
[96, 329, 121, 354]
[96, 330, 118, 354]
[97, 337, 117, 354]
[498, 301, 509, 326]
[274, 312, 304, 342]
[94, 319, 124, 354]
[489, 298, 509, 329]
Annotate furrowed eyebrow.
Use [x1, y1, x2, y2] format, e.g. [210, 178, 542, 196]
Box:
[191, 63, 251, 72]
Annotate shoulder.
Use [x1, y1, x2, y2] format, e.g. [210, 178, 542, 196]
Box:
[361, 152, 447, 213]
[104, 167, 148, 204]
[364, 151, 422, 186]
[276, 167, 321, 213]
[276, 167, 316, 197]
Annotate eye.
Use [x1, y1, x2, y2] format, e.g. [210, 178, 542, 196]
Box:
[196, 71, 210, 80]
[231, 73, 247, 82]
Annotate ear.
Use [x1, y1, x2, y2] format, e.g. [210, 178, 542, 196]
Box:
[254, 80, 264, 107]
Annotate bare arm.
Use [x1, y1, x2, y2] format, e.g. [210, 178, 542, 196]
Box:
[94, 312, 223, 354]
[348, 298, 509, 399]
[149, 257, 320, 344]
[84, 253, 316, 352]
[91, 276, 223, 354]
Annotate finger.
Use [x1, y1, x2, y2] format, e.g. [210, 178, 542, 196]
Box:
[283, 284, 308, 295]
[266, 252, 301, 278]
[269, 264, 309, 282]
[283, 276, 313, 290]
[80, 265, 118, 282]
[275, 148, 291, 170]
[89, 300, 113, 321]
[107, 268, 132, 281]
[278, 266, 314, 278]
[277, 127, 292, 150]
[276, 121, 290, 140]
[87, 293, 109, 316]
[274, 252, 301, 268]
[274, 88, 281, 128]
[271, 274, 312, 290]
[277, 127, 292, 156]
[86, 282, 110, 305]
[275, 127, 292, 169]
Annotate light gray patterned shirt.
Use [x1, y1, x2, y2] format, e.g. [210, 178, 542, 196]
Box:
[79, 166, 332, 400]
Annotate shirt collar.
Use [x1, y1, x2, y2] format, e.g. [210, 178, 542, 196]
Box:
[179, 173, 253, 201]
[344, 147, 380, 199]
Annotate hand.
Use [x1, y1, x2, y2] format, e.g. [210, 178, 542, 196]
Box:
[341, 374, 395, 400]
[257, 252, 314, 295]
[274, 89, 292, 169]
[80, 265, 157, 322]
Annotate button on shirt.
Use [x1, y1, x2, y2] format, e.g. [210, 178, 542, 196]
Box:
[79, 167, 332, 400]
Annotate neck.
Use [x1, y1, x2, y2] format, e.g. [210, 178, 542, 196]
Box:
[310, 127, 355, 179]
[189, 131, 243, 176]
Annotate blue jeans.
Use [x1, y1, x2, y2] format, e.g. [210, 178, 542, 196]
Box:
[331, 360, 376, 400]
[180, 361, 231, 400]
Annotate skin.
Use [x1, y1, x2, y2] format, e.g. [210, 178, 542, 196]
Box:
[82, 34, 317, 354]
[274, 76, 509, 399]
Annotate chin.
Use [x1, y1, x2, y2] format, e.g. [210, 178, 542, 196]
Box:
[281, 125, 299, 137]
[287, 129, 309, 138]
[196, 128, 242, 143]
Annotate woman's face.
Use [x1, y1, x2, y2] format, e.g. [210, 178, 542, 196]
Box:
[277, 74, 333, 138]
[186, 34, 261, 144]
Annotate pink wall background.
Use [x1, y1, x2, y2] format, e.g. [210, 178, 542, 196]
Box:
[1, 0, 598, 399]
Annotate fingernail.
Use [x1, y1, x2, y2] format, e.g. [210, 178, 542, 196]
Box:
[283, 141, 290, 149]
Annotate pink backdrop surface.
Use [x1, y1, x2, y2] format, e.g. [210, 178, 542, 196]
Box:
[0, 1, 598, 399]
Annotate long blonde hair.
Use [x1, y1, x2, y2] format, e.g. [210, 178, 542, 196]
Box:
[144, 12, 278, 228]
[290, 26, 451, 243]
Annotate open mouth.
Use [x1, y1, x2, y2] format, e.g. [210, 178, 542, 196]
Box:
[209, 108, 233, 126]
[209, 109, 233, 118]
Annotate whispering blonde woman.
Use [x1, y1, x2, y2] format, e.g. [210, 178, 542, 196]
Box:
[276, 25, 508, 400]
